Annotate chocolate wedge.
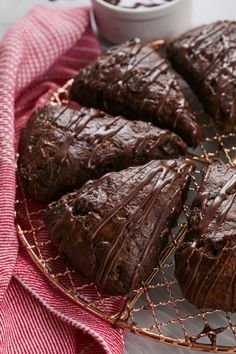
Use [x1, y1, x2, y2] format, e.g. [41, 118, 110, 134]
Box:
[175, 161, 236, 312]
[44, 159, 194, 295]
[168, 21, 236, 133]
[70, 39, 202, 147]
[19, 105, 187, 203]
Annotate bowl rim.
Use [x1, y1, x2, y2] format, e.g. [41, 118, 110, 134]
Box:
[92, 0, 184, 15]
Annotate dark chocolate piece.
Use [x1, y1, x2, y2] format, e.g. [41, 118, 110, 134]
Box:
[103, 0, 173, 9]
[168, 21, 236, 133]
[70, 39, 202, 147]
[19, 104, 187, 203]
[44, 159, 194, 295]
[175, 161, 236, 312]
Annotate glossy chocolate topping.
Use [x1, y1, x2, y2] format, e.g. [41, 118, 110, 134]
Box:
[168, 21, 236, 133]
[70, 38, 202, 147]
[103, 0, 173, 9]
[44, 159, 194, 295]
[175, 160, 236, 312]
[19, 104, 187, 203]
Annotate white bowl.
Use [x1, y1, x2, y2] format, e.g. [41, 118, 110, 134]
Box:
[91, 0, 192, 44]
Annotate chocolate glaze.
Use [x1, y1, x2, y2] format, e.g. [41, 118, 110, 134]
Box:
[19, 104, 187, 203]
[175, 160, 236, 312]
[70, 38, 202, 147]
[103, 0, 173, 9]
[168, 21, 236, 133]
[44, 159, 194, 295]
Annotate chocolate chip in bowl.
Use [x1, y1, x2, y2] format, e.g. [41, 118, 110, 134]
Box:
[102, 0, 174, 9]
[91, 0, 192, 44]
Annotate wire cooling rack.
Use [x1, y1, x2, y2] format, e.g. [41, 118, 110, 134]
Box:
[15, 79, 236, 353]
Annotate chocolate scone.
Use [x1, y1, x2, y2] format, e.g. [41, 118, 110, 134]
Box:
[175, 161, 236, 312]
[44, 159, 194, 295]
[168, 21, 236, 133]
[19, 104, 187, 203]
[70, 39, 202, 147]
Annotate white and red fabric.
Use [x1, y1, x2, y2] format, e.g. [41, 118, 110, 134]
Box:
[0, 6, 124, 353]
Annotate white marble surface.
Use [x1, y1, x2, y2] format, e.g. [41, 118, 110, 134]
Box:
[0, 1, 235, 353]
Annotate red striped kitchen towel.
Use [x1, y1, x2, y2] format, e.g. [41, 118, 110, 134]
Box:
[0, 6, 124, 353]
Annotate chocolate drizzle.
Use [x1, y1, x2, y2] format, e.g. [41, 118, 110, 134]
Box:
[54, 109, 98, 164]
[19, 104, 187, 202]
[95, 161, 176, 285]
[86, 116, 128, 168]
[168, 20, 236, 133]
[94, 160, 188, 289]
[175, 161, 236, 312]
[70, 39, 202, 147]
[44, 159, 194, 295]
[196, 171, 236, 234]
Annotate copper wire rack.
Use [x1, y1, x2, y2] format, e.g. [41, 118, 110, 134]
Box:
[15, 79, 236, 353]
